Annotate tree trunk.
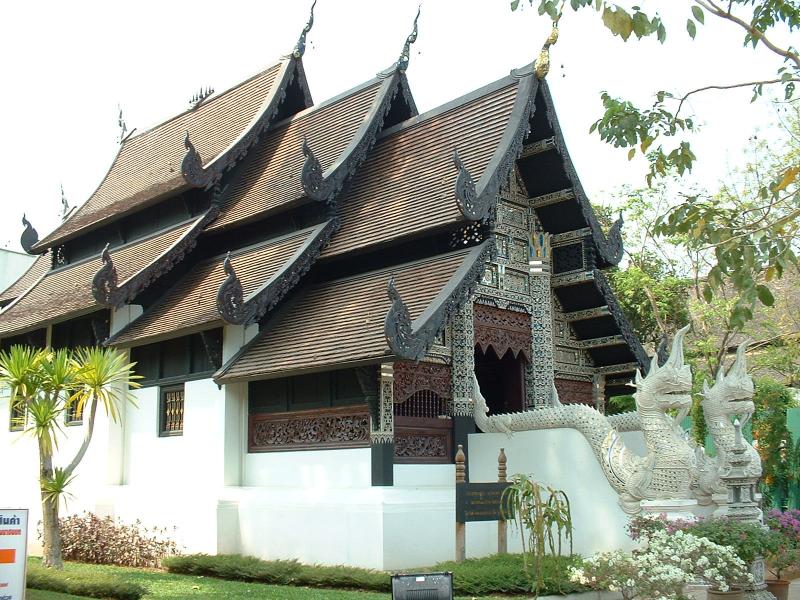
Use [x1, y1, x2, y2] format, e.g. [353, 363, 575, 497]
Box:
[39, 448, 63, 569]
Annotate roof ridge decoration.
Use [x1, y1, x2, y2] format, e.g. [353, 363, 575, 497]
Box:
[452, 65, 538, 222]
[378, 6, 420, 78]
[538, 81, 624, 265]
[216, 219, 338, 325]
[181, 56, 312, 190]
[385, 240, 495, 361]
[292, 0, 316, 59]
[591, 267, 649, 370]
[20, 215, 39, 254]
[60, 185, 70, 221]
[91, 186, 225, 308]
[300, 72, 417, 204]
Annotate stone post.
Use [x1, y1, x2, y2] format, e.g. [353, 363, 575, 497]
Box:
[527, 230, 554, 407]
[715, 420, 773, 600]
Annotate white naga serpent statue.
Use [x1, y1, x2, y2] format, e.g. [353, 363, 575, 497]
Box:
[473, 325, 697, 514]
[695, 342, 761, 504]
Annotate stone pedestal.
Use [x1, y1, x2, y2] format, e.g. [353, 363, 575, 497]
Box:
[640, 498, 700, 521]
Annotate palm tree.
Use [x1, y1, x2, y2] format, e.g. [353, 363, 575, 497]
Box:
[0, 345, 139, 569]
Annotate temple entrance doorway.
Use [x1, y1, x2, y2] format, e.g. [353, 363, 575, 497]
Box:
[474, 345, 526, 415]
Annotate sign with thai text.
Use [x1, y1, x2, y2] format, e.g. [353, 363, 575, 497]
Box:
[455, 482, 510, 523]
[0, 509, 28, 600]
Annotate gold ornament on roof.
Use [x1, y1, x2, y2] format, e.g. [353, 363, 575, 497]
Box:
[534, 24, 560, 79]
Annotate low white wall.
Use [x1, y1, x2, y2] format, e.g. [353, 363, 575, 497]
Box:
[467, 428, 638, 558]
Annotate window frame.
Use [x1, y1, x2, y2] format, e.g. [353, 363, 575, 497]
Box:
[159, 384, 185, 437]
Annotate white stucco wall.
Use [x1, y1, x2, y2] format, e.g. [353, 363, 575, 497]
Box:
[467, 428, 638, 558]
[2, 368, 644, 568]
[0, 391, 120, 555]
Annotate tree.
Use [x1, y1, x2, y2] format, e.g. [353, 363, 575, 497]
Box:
[515, 0, 800, 328]
[0, 346, 139, 569]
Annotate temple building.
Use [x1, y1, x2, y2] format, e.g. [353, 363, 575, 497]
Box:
[0, 9, 647, 568]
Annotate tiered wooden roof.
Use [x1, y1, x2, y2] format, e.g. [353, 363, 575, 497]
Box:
[1, 23, 647, 393]
[34, 59, 309, 250]
[0, 222, 189, 337]
[217, 248, 474, 382]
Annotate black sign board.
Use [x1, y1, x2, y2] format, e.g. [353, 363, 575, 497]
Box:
[456, 482, 511, 523]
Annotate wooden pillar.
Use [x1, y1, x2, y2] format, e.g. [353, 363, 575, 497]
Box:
[451, 302, 475, 479]
[455, 444, 466, 563]
[528, 230, 554, 408]
[370, 363, 395, 486]
[497, 448, 507, 555]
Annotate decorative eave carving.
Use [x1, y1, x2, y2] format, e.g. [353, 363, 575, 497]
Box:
[385, 240, 494, 361]
[300, 71, 416, 204]
[217, 219, 338, 326]
[537, 81, 624, 266]
[20, 215, 39, 254]
[181, 57, 312, 189]
[92, 199, 222, 308]
[452, 65, 539, 222]
[591, 268, 649, 370]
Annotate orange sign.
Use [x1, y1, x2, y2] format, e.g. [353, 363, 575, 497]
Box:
[0, 549, 16, 564]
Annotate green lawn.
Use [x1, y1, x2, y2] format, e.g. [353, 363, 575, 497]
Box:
[25, 559, 511, 599]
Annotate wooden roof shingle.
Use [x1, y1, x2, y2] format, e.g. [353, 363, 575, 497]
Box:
[0, 222, 191, 337]
[35, 61, 298, 250]
[321, 81, 519, 259]
[209, 79, 385, 231]
[216, 248, 471, 382]
[109, 227, 318, 347]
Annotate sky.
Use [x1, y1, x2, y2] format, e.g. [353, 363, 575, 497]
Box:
[0, 0, 790, 253]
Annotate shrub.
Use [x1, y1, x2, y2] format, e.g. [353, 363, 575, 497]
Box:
[573, 530, 751, 598]
[54, 512, 179, 567]
[163, 552, 586, 596]
[163, 554, 390, 591]
[27, 562, 145, 600]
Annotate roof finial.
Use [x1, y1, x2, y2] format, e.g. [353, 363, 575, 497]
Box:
[117, 104, 129, 144]
[189, 86, 215, 110]
[60, 184, 70, 221]
[535, 11, 561, 79]
[293, 0, 317, 58]
[396, 6, 421, 72]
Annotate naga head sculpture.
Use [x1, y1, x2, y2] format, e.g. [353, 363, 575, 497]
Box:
[633, 325, 693, 413]
[702, 342, 755, 419]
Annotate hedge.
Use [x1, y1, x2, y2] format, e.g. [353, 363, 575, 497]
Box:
[26, 563, 146, 600]
[163, 552, 587, 596]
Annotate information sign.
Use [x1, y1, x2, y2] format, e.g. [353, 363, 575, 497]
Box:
[0, 509, 28, 600]
[455, 482, 511, 523]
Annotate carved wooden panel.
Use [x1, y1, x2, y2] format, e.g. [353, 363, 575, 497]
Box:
[249, 405, 370, 452]
[554, 378, 594, 406]
[393, 361, 452, 403]
[394, 416, 453, 464]
[473, 303, 531, 361]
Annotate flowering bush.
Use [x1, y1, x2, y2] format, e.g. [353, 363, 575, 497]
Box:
[572, 529, 751, 598]
[766, 509, 800, 543]
[51, 512, 180, 567]
[765, 509, 800, 578]
[628, 513, 778, 564]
